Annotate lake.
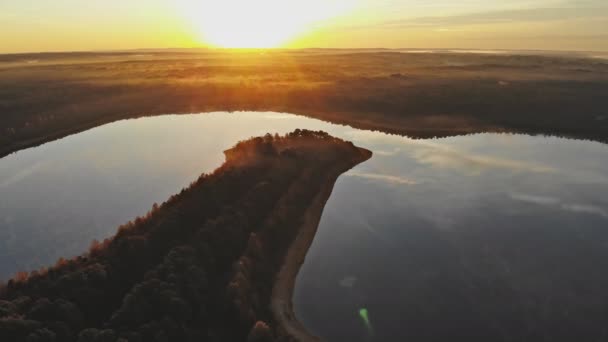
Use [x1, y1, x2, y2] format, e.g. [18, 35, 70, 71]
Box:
[1, 112, 607, 340]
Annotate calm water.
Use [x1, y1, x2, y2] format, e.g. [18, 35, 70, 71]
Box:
[1, 112, 608, 340]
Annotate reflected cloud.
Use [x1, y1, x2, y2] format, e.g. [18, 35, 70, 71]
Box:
[343, 129, 407, 144]
[510, 193, 608, 219]
[339, 276, 357, 288]
[509, 193, 560, 206]
[374, 148, 401, 156]
[561, 204, 608, 219]
[0, 161, 45, 189]
[347, 171, 417, 185]
[262, 114, 300, 120]
[428, 215, 456, 231]
[344, 130, 556, 175]
[412, 145, 556, 175]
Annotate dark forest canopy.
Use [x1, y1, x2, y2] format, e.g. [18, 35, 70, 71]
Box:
[0, 130, 371, 342]
[1, 50, 607, 159]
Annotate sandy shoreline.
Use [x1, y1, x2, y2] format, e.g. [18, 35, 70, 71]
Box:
[271, 149, 372, 341]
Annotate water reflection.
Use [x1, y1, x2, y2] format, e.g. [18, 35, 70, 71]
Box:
[295, 128, 608, 341]
[1, 112, 607, 340]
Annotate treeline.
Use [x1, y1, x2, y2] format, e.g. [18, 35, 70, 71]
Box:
[2, 52, 608, 158]
[0, 130, 371, 342]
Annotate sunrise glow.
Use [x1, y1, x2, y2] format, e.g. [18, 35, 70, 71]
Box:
[176, 0, 355, 48]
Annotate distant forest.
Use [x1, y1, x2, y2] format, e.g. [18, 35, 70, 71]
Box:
[0, 130, 371, 342]
[1, 51, 607, 159]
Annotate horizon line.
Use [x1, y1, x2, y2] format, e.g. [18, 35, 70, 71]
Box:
[2, 46, 607, 56]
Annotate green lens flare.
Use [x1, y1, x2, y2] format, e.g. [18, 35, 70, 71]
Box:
[359, 308, 374, 336]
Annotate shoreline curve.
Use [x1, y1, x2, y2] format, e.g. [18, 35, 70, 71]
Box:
[271, 148, 372, 341]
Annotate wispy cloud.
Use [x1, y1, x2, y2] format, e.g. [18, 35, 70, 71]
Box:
[0, 13, 19, 24]
[381, 5, 608, 28]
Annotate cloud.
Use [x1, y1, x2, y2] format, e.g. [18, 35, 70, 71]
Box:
[461, 33, 608, 42]
[346, 171, 417, 185]
[381, 6, 608, 28]
[0, 13, 19, 24]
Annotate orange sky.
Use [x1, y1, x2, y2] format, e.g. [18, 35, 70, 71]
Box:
[1, 0, 607, 53]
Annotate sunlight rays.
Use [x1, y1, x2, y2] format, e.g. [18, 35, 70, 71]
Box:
[176, 0, 357, 48]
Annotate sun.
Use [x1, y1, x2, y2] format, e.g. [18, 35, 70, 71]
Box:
[176, 0, 356, 48]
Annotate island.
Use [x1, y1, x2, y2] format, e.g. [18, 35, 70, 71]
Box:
[0, 129, 372, 342]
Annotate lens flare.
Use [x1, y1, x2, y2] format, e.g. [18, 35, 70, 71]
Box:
[359, 307, 374, 336]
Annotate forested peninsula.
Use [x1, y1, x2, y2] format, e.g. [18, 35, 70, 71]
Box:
[0, 130, 371, 342]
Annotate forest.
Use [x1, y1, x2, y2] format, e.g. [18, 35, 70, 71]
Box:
[1, 49, 608, 159]
[0, 130, 371, 342]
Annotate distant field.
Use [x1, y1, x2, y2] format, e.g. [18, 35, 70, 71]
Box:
[1, 49, 607, 157]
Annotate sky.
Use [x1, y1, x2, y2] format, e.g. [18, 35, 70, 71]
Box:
[1, 0, 607, 53]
